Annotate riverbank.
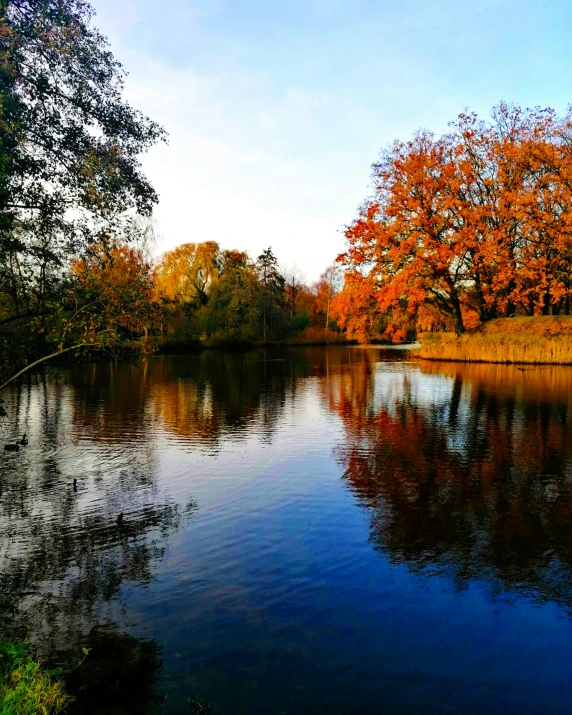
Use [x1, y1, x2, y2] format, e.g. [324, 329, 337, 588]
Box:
[414, 317, 572, 364]
[0, 640, 69, 714]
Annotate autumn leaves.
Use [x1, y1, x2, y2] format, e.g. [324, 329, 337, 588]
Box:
[335, 104, 572, 340]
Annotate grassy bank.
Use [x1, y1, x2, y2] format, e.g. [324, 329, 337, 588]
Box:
[0, 641, 70, 714]
[415, 317, 572, 364]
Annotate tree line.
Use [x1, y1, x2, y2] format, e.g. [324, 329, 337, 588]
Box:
[154, 241, 340, 348]
[334, 103, 572, 341]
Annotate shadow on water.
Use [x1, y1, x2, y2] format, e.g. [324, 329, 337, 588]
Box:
[62, 626, 164, 715]
[0, 365, 198, 711]
[2, 349, 572, 713]
[331, 358, 572, 609]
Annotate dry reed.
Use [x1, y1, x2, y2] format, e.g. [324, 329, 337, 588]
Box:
[414, 316, 572, 365]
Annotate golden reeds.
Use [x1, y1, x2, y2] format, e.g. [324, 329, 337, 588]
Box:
[414, 317, 572, 365]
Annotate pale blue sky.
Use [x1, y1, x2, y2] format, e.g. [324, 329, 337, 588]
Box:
[92, 0, 572, 279]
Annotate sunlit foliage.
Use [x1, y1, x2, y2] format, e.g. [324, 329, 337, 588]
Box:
[335, 103, 572, 339]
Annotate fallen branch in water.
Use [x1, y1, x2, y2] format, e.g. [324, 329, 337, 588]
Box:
[0, 344, 90, 392]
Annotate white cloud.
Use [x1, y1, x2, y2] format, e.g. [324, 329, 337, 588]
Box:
[121, 55, 368, 279]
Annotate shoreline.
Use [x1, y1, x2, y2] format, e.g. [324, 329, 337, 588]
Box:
[413, 355, 572, 366]
[413, 316, 572, 366]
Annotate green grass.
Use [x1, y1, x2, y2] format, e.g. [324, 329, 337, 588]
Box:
[0, 641, 70, 715]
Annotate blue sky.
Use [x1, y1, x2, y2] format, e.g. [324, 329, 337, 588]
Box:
[91, 0, 572, 279]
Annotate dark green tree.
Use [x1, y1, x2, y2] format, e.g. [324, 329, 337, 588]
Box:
[256, 247, 286, 342]
[208, 249, 260, 343]
[0, 0, 165, 384]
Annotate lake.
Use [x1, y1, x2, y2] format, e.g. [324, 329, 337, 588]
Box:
[1, 347, 572, 714]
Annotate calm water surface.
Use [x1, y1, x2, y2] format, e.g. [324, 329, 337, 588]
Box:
[1, 348, 572, 713]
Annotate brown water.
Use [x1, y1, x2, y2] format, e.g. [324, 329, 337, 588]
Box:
[1, 348, 572, 713]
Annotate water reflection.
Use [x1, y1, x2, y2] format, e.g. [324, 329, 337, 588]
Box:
[150, 353, 291, 445]
[2, 350, 572, 713]
[332, 359, 572, 608]
[63, 626, 164, 715]
[0, 368, 195, 676]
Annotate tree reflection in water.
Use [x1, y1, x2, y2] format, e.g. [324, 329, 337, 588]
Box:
[0, 350, 325, 708]
[4, 349, 572, 712]
[330, 360, 572, 608]
[0, 366, 197, 708]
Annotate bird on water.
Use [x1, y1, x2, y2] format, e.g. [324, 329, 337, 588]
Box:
[4, 434, 28, 451]
[117, 512, 124, 526]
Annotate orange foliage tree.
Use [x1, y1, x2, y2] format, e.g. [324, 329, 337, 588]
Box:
[335, 103, 572, 340]
[0, 243, 160, 389]
[66, 243, 161, 352]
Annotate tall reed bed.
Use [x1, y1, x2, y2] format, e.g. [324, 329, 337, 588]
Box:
[415, 317, 572, 364]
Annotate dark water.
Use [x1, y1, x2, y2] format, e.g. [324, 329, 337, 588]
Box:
[1, 348, 572, 714]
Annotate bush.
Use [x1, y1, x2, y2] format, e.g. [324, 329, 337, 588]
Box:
[292, 311, 310, 333]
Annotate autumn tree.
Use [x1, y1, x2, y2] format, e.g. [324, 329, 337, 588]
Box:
[335, 102, 572, 342]
[331, 270, 380, 343]
[0, 243, 161, 389]
[154, 242, 221, 309]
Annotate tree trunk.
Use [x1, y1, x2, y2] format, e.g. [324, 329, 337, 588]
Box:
[474, 274, 488, 322]
[451, 291, 465, 335]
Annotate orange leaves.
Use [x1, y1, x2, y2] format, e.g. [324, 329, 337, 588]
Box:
[67, 241, 159, 352]
[331, 270, 380, 343]
[335, 103, 572, 342]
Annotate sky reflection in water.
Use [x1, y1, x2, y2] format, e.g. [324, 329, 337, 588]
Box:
[1, 348, 572, 714]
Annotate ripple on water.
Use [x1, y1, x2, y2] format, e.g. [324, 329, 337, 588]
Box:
[2, 350, 572, 714]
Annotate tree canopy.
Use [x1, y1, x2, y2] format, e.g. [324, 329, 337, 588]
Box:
[335, 103, 572, 338]
[0, 0, 166, 386]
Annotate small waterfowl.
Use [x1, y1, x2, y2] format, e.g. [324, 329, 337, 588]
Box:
[18, 434, 28, 446]
[116, 512, 124, 526]
[4, 443, 19, 452]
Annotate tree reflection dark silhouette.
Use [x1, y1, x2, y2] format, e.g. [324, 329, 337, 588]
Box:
[62, 625, 164, 715]
[332, 361, 572, 608]
[0, 370, 196, 689]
